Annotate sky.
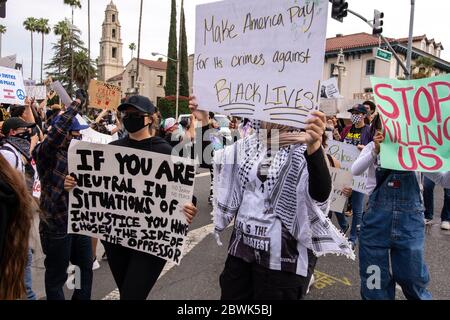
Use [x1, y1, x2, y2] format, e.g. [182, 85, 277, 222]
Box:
[2, 0, 449, 81]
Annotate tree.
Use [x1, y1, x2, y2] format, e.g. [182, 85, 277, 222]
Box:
[129, 42, 136, 59]
[72, 50, 96, 90]
[23, 17, 38, 80]
[63, 0, 82, 95]
[179, 5, 189, 98]
[412, 56, 435, 79]
[165, 0, 178, 97]
[53, 19, 71, 80]
[0, 24, 6, 57]
[36, 18, 51, 84]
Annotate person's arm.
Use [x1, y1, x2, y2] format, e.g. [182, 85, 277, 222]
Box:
[95, 109, 109, 124]
[351, 142, 376, 176]
[424, 172, 450, 188]
[305, 148, 332, 202]
[22, 98, 36, 124]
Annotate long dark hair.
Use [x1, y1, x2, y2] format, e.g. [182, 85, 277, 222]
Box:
[0, 154, 33, 300]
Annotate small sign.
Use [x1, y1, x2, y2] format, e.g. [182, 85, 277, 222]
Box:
[88, 80, 122, 110]
[375, 48, 392, 62]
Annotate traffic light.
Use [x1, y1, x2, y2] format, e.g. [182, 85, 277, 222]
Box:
[0, 0, 6, 19]
[331, 0, 348, 23]
[373, 10, 384, 35]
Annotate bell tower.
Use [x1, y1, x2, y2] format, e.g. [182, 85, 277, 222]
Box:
[98, 1, 124, 81]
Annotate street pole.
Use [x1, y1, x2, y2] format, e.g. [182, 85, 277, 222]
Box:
[176, 0, 184, 120]
[136, 0, 143, 94]
[406, 0, 416, 79]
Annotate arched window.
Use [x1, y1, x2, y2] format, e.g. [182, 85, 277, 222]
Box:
[112, 14, 116, 23]
[112, 29, 116, 39]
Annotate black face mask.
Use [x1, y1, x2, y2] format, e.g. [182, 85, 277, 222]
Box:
[123, 115, 149, 134]
[16, 131, 31, 143]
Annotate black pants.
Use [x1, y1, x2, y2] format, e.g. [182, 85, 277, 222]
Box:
[220, 255, 314, 300]
[102, 241, 166, 300]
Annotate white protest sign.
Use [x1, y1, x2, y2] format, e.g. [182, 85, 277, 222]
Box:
[68, 141, 196, 264]
[329, 167, 352, 213]
[0, 66, 26, 105]
[50, 81, 72, 106]
[194, 0, 329, 128]
[25, 85, 47, 100]
[326, 140, 368, 194]
[81, 127, 117, 145]
[320, 77, 340, 99]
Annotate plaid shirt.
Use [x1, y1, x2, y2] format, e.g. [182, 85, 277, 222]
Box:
[33, 103, 80, 234]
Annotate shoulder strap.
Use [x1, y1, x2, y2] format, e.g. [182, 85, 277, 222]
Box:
[0, 144, 20, 169]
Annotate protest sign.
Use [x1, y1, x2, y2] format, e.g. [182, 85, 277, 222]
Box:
[320, 99, 338, 116]
[25, 85, 47, 100]
[0, 66, 26, 105]
[81, 127, 117, 145]
[88, 80, 122, 110]
[194, 0, 328, 128]
[326, 140, 368, 194]
[50, 81, 72, 106]
[329, 167, 352, 213]
[371, 74, 450, 172]
[68, 141, 196, 264]
[320, 78, 340, 99]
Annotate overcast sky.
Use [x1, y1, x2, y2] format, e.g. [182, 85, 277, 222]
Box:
[2, 0, 449, 81]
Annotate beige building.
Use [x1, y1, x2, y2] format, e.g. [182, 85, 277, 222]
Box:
[107, 58, 167, 105]
[98, 1, 124, 82]
[323, 33, 450, 101]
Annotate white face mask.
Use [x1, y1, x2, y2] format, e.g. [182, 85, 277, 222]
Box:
[351, 114, 364, 125]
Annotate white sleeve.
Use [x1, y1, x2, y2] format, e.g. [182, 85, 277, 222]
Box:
[0, 149, 18, 169]
[424, 172, 450, 189]
[351, 142, 376, 177]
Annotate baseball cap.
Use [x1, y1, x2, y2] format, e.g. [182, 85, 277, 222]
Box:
[347, 104, 369, 115]
[2, 117, 36, 135]
[51, 115, 89, 132]
[163, 118, 177, 131]
[118, 95, 156, 114]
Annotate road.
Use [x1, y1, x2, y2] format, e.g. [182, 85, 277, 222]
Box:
[31, 170, 450, 300]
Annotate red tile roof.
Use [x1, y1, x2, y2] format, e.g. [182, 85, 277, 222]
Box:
[326, 32, 395, 52]
[138, 59, 167, 71]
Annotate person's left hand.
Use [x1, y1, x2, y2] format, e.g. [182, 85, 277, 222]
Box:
[305, 110, 326, 155]
[342, 187, 353, 198]
[357, 144, 365, 151]
[183, 203, 198, 225]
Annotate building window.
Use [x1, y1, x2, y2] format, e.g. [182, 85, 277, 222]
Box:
[112, 29, 116, 39]
[112, 47, 117, 59]
[366, 59, 376, 75]
[364, 88, 373, 93]
[131, 76, 135, 89]
[157, 75, 164, 86]
[118, 82, 121, 87]
[330, 63, 336, 78]
[112, 14, 116, 23]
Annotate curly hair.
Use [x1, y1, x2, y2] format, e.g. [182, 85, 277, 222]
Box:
[0, 155, 33, 300]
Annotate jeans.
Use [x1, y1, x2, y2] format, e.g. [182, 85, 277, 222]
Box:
[423, 176, 450, 222]
[40, 228, 93, 300]
[329, 211, 349, 233]
[349, 191, 365, 243]
[359, 170, 432, 300]
[25, 248, 37, 300]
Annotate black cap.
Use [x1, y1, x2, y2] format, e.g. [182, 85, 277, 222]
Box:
[118, 95, 156, 114]
[2, 117, 36, 135]
[347, 104, 369, 115]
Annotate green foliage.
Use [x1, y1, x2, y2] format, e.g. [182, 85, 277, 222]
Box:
[157, 98, 190, 120]
[179, 8, 189, 98]
[165, 0, 178, 97]
[412, 56, 435, 79]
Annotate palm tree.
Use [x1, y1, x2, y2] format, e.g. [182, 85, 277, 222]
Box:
[23, 17, 39, 80]
[72, 50, 96, 89]
[129, 42, 136, 59]
[63, 0, 82, 94]
[53, 19, 71, 78]
[0, 25, 6, 57]
[36, 18, 51, 83]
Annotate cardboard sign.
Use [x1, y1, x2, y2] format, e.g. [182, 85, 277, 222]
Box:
[194, 0, 329, 128]
[371, 74, 450, 172]
[329, 167, 352, 213]
[67, 141, 196, 264]
[25, 86, 47, 100]
[326, 140, 368, 194]
[88, 80, 122, 110]
[0, 66, 26, 105]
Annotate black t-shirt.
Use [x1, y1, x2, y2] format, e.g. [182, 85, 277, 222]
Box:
[109, 136, 173, 155]
[344, 126, 363, 146]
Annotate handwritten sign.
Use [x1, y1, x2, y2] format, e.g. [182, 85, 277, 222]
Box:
[81, 127, 117, 145]
[194, 0, 329, 128]
[88, 80, 122, 110]
[25, 85, 47, 100]
[0, 66, 26, 105]
[68, 141, 196, 264]
[329, 167, 352, 213]
[326, 140, 368, 194]
[320, 77, 340, 99]
[371, 75, 450, 172]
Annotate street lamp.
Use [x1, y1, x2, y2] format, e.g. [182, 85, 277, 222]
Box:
[152, 52, 180, 119]
[333, 49, 346, 93]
